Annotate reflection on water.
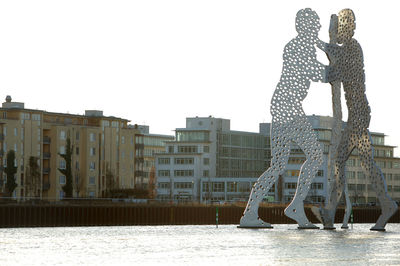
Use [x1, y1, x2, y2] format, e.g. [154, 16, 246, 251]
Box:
[1, 224, 399, 265]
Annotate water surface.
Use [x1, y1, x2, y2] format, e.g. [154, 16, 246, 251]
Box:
[0, 224, 399, 265]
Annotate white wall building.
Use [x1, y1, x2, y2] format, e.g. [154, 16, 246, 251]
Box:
[156, 116, 400, 205]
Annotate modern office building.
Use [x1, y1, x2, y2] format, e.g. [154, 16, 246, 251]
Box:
[0, 96, 143, 200]
[156, 115, 400, 204]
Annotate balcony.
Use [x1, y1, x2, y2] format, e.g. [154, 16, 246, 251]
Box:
[135, 170, 145, 177]
[42, 182, 50, 191]
[43, 136, 51, 144]
[135, 143, 144, 150]
[43, 152, 51, 159]
[43, 167, 50, 174]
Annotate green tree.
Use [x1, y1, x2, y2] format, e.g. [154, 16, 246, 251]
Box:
[25, 156, 41, 198]
[58, 138, 73, 198]
[5, 150, 17, 197]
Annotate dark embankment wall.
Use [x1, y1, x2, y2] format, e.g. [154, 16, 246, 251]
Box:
[0, 205, 398, 228]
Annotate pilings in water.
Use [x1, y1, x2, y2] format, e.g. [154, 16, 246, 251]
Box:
[0, 204, 398, 228]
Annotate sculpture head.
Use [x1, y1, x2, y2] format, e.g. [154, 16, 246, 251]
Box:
[295, 8, 321, 39]
[337, 9, 356, 44]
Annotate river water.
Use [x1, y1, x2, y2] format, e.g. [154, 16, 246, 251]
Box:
[0, 224, 399, 265]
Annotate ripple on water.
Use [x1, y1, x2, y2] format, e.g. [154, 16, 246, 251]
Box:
[0, 224, 399, 265]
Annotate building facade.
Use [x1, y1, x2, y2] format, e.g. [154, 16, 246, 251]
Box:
[156, 116, 400, 205]
[0, 96, 143, 200]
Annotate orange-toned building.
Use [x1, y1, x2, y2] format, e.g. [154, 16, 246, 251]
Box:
[0, 96, 143, 200]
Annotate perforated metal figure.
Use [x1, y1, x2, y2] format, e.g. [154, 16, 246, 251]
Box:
[239, 8, 327, 229]
[319, 9, 398, 231]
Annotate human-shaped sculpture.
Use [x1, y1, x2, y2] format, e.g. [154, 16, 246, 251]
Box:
[311, 14, 352, 229]
[318, 9, 398, 231]
[239, 8, 327, 229]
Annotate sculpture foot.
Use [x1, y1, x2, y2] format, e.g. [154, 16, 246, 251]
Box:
[238, 210, 273, 229]
[341, 225, 349, 229]
[319, 207, 335, 229]
[371, 200, 398, 231]
[284, 202, 318, 229]
[311, 206, 323, 223]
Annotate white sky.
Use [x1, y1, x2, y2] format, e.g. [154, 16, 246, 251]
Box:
[1, 1, 399, 154]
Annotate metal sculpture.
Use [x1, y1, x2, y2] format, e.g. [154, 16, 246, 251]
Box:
[318, 9, 398, 231]
[312, 14, 352, 229]
[239, 8, 327, 229]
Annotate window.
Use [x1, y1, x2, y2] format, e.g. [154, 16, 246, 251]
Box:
[177, 146, 197, 153]
[158, 182, 170, 189]
[75, 161, 80, 170]
[89, 176, 95, 185]
[32, 114, 40, 121]
[158, 170, 170, 177]
[286, 170, 300, 177]
[285, 182, 297, 189]
[14, 128, 17, 136]
[90, 133, 96, 142]
[59, 160, 66, 169]
[174, 170, 194, 177]
[316, 170, 324, 177]
[203, 158, 209, 165]
[90, 147, 96, 156]
[174, 182, 193, 189]
[158, 158, 170, 164]
[60, 146, 66, 155]
[121, 136, 125, 144]
[202, 182, 211, 192]
[227, 182, 237, 192]
[174, 158, 194, 164]
[90, 162, 95, 170]
[59, 175, 66, 185]
[3, 127, 6, 136]
[203, 170, 209, 177]
[168, 146, 174, 153]
[76, 147, 79, 155]
[357, 172, 365, 179]
[346, 171, 355, 179]
[212, 182, 224, 192]
[203, 146, 210, 153]
[89, 191, 95, 198]
[60, 130, 66, 140]
[311, 183, 323, 190]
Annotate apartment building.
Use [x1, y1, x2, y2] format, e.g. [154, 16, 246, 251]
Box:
[0, 96, 143, 200]
[156, 115, 400, 204]
[134, 125, 174, 192]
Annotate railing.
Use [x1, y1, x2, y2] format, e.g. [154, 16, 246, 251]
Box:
[43, 168, 50, 174]
[42, 182, 50, 190]
[43, 136, 51, 144]
[43, 152, 51, 159]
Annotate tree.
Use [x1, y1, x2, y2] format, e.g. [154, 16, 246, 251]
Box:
[148, 166, 156, 199]
[25, 156, 41, 198]
[74, 172, 84, 198]
[5, 150, 17, 197]
[58, 138, 73, 198]
[105, 167, 116, 197]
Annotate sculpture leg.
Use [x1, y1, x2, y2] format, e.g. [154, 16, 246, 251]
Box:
[284, 118, 323, 229]
[239, 128, 290, 228]
[357, 132, 398, 231]
[322, 130, 355, 229]
[341, 183, 352, 229]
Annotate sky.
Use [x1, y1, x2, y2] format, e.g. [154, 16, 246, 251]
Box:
[1, 1, 399, 154]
